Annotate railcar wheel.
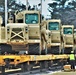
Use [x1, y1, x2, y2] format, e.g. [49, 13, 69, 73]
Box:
[40, 61, 48, 72]
[21, 63, 26, 72]
[21, 63, 32, 72]
[0, 66, 5, 74]
[44, 61, 49, 69]
[40, 61, 44, 72]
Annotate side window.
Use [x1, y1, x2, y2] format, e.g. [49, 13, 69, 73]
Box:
[17, 19, 23, 23]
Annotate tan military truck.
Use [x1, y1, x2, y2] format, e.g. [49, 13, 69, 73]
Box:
[7, 10, 47, 55]
[6, 23, 28, 54]
[74, 29, 76, 53]
[61, 25, 74, 54]
[0, 16, 13, 54]
[41, 20, 50, 54]
[0, 16, 6, 43]
[41, 19, 62, 54]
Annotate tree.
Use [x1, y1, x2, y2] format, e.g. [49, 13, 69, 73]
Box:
[48, 0, 76, 28]
[0, 0, 27, 26]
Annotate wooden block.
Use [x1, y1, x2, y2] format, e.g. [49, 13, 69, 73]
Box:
[63, 65, 71, 71]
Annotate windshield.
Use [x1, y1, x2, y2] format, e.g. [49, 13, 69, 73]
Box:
[63, 28, 73, 34]
[25, 13, 38, 24]
[48, 22, 59, 30]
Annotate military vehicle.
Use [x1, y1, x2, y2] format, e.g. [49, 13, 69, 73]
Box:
[41, 19, 62, 54]
[73, 29, 76, 53]
[61, 25, 74, 54]
[6, 10, 47, 55]
[0, 10, 75, 55]
[0, 16, 14, 54]
[41, 20, 49, 54]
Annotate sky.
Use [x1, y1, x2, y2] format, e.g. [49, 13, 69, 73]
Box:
[16, 0, 74, 19]
[16, 0, 56, 19]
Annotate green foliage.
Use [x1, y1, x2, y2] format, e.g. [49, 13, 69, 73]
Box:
[48, 0, 76, 28]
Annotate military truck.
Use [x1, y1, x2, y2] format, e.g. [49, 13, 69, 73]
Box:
[61, 25, 74, 54]
[41, 19, 62, 54]
[6, 10, 47, 55]
[0, 16, 15, 54]
[41, 20, 49, 54]
[73, 29, 76, 53]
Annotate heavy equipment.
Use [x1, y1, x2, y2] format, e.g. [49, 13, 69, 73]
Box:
[0, 12, 75, 75]
[0, 10, 75, 55]
[42, 19, 62, 54]
[61, 25, 74, 54]
[0, 16, 13, 54]
[6, 10, 48, 55]
[74, 29, 76, 54]
[0, 13, 63, 55]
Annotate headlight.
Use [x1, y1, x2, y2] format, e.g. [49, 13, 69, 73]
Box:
[25, 27, 28, 32]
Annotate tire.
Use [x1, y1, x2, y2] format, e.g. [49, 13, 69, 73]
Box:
[0, 44, 12, 54]
[0, 66, 5, 73]
[28, 43, 41, 55]
[47, 46, 60, 54]
[63, 47, 72, 54]
[0, 44, 18, 54]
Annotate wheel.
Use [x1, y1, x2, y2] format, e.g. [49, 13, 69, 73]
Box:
[21, 63, 26, 72]
[47, 46, 60, 54]
[21, 63, 32, 72]
[44, 61, 49, 69]
[28, 43, 41, 55]
[40, 61, 48, 72]
[40, 61, 44, 72]
[0, 44, 12, 54]
[4, 58, 11, 69]
[0, 66, 5, 74]
[63, 47, 72, 54]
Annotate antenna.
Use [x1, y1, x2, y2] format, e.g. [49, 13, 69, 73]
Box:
[41, 0, 42, 21]
[26, 0, 28, 10]
[5, 0, 8, 26]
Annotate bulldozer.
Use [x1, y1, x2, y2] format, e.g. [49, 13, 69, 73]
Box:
[61, 25, 74, 54]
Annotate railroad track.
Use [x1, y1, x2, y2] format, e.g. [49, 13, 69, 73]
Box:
[0, 68, 48, 75]
[9, 69, 48, 75]
[0, 65, 63, 75]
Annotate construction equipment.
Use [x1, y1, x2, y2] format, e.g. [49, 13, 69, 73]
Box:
[41, 20, 49, 54]
[61, 25, 74, 54]
[74, 29, 76, 54]
[6, 10, 47, 55]
[0, 16, 13, 54]
[6, 23, 28, 52]
[0, 10, 76, 55]
[42, 19, 62, 54]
